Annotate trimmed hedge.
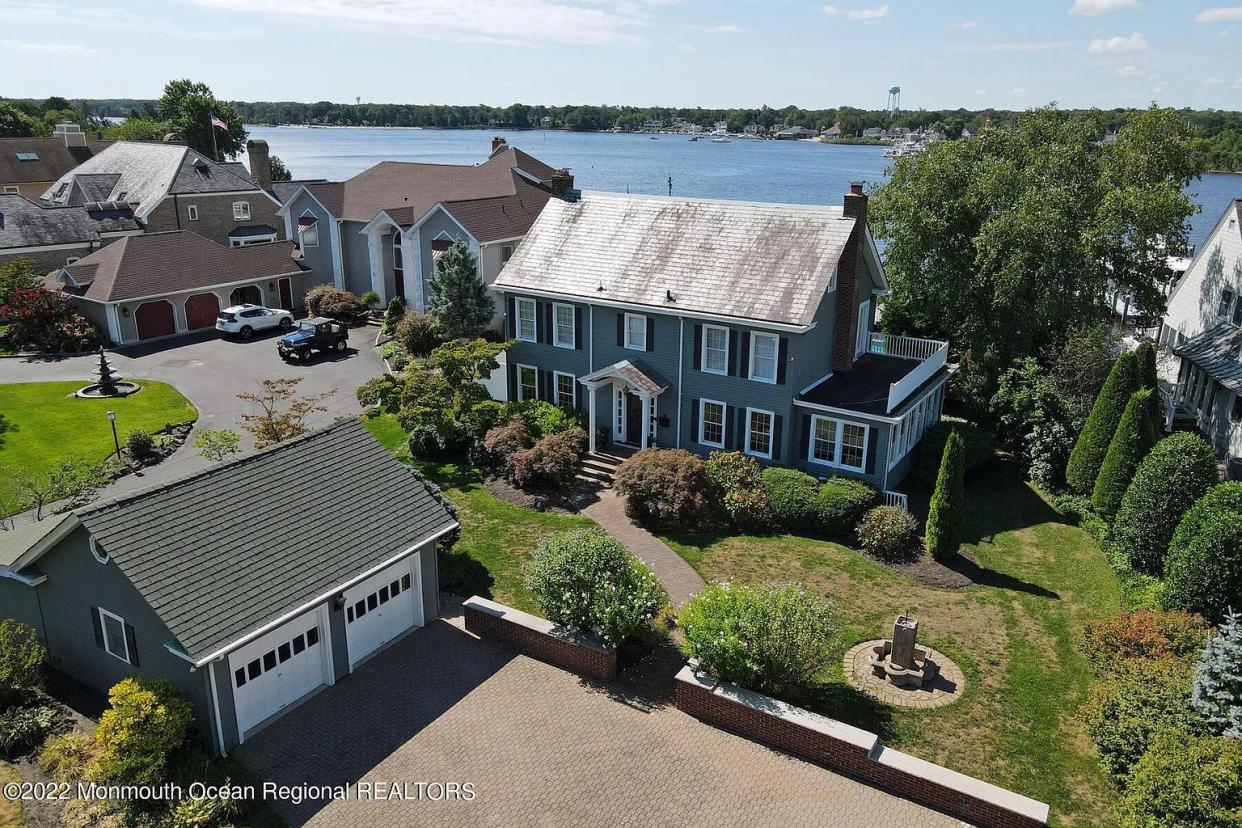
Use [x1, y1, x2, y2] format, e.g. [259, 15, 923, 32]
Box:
[1066, 350, 1141, 495]
[1119, 733, 1242, 828]
[1090, 388, 1158, 520]
[1162, 484, 1242, 624]
[1135, 341, 1164, 435]
[1110, 433, 1218, 577]
[761, 467, 821, 532]
[814, 477, 878, 539]
[856, 505, 921, 561]
[925, 429, 965, 560]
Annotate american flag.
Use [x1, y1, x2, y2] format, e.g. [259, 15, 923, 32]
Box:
[210, 114, 228, 131]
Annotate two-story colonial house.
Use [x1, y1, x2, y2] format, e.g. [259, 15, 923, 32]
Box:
[491, 186, 951, 492]
[274, 138, 573, 313]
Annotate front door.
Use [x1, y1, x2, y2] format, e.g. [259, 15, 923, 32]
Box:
[625, 391, 643, 445]
[278, 277, 293, 310]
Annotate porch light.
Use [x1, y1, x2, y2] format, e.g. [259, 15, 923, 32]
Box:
[120, 306, 129, 317]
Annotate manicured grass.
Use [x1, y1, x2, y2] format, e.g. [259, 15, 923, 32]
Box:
[0, 381, 197, 487]
[663, 460, 1122, 828]
[0, 761, 22, 828]
[364, 415, 593, 613]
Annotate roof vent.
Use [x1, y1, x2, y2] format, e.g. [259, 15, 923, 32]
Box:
[665, 289, 676, 303]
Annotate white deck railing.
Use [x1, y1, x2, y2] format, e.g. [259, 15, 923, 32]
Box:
[883, 490, 909, 512]
[1159, 382, 1181, 433]
[869, 332, 946, 362]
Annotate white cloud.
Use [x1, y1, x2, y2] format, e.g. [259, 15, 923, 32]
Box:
[1199, 77, 1225, 86]
[1012, 87, 1029, 97]
[823, 4, 889, 21]
[973, 88, 988, 95]
[1194, 7, 1242, 22]
[1069, 0, 1138, 16]
[677, 40, 696, 53]
[966, 40, 1072, 52]
[0, 37, 94, 55]
[690, 24, 741, 33]
[1087, 31, 1147, 53]
[1117, 64, 1142, 76]
[947, 20, 978, 30]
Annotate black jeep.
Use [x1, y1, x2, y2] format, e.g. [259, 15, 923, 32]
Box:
[277, 317, 349, 362]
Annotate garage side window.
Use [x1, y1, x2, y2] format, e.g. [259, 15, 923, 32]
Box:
[92, 607, 134, 665]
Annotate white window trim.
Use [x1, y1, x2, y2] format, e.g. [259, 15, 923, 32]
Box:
[232, 200, 251, 221]
[553, 370, 576, 408]
[749, 332, 779, 384]
[698, 398, 726, 449]
[553, 302, 576, 350]
[515, 297, 537, 343]
[2, 185, 19, 194]
[299, 211, 318, 247]
[516, 363, 538, 401]
[89, 537, 109, 564]
[98, 608, 130, 664]
[702, 324, 729, 375]
[624, 312, 647, 351]
[807, 413, 869, 472]
[187, 204, 199, 221]
[500, 244, 515, 263]
[744, 407, 775, 460]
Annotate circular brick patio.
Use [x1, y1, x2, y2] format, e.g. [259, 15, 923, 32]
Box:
[844, 640, 965, 710]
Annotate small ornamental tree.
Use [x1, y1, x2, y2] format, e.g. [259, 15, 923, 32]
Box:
[1193, 611, 1242, 738]
[91, 677, 193, 788]
[237, 377, 334, 448]
[615, 449, 715, 529]
[1110, 432, 1218, 576]
[427, 241, 493, 340]
[1118, 733, 1242, 828]
[193, 429, 241, 463]
[525, 529, 666, 647]
[925, 429, 965, 560]
[0, 256, 37, 306]
[1, 287, 101, 353]
[1066, 350, 1141, 495]
[1162, 484, 1242, 624]
[1090, 388, 1158, 520]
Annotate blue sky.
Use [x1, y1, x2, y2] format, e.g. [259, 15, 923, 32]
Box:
[2, 1, 1240, 110]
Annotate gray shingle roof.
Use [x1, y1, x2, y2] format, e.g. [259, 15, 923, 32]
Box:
[1175, 322, 1242, 393]
[0, 136, 112, 185]
[492, 192, 858, 327]
[0, 194, 140, 252]
[74, 419, 457, 661]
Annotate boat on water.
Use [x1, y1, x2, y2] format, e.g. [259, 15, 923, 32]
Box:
[883, 140, 924, 159]
[688, 136, 699, 142]
[711, 137, 731, 143]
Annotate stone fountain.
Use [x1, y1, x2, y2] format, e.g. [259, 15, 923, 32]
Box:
[75, 347, 140, 398]
[867, 615, 939, 689]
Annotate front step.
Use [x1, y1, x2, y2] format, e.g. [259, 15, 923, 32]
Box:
[577, 452, 627, 488]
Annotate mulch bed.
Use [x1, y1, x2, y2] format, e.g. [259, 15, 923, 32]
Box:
[883, 548, 979, 589]
[482, 475, 601, 515]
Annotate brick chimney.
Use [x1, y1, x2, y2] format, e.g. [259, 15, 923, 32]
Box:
[491, 136, 507, 155]
[831, 182, 868, 374]
[550, 168, 575, 196]
[246, 139, 271, 189]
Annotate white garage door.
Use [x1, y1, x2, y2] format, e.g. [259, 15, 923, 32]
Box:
[344, 554, 421, 669]
[227, 607, 330, 737]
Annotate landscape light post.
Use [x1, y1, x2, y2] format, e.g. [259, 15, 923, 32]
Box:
[107, 410, 120, 458]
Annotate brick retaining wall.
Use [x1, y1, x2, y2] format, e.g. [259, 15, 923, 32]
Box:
[463, 596, 617, 682]
[675, 666, 1049, 828]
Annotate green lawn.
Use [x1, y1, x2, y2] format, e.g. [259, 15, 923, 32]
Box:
[663, 460, 1121, 828]
[0, 380, 197, 485]
[364, 415, 593, 613]
[0, 762, 21, 828]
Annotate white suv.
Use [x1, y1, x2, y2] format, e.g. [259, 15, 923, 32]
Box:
[215, 304, 294, 339]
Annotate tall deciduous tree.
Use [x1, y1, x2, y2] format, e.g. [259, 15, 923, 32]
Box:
[870, 106, 1201, 409]
[157, 79, 245, 160]
[427, 241, 494, 340]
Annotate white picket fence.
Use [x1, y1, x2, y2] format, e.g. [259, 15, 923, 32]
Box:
[882, 490, 909, 512]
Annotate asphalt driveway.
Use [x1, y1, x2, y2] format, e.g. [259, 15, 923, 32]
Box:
[240, 606, 958, 828]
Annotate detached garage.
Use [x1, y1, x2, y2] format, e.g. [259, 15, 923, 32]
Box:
[43, 229, 321, 346]
[0, 420, 457, 754]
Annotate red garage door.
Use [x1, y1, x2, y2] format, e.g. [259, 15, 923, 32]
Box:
[185, 292, 220, 330]
[135, 301, 176, 341]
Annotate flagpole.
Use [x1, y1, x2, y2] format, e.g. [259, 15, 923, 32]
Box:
[208, 113, 219, 161]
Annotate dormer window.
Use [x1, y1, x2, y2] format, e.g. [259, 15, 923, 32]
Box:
[1220, 287, 1235, 321]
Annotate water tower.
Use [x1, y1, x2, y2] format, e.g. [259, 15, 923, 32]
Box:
[887, 85, 901, 114]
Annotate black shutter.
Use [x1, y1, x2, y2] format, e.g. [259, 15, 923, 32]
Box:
[506, 296, 516, 339]
[544, 303, 554, 345]
[91, 607, 104, 649]
[865, 426, 879, 474]
[727, 330, 740, 376]
[646, 316, 655, 352]
[738, 409, 748, 451]
[575, 308, 583, 349]
[692, 324, 703, 370]
[534, 303, 545, 344]
[689, 399, 699, 443]
[773, 415, 784, 461]
[776, 337, 788, 385]
[125, 624, 139, 667]
[800, 414, 812, 462]
[724, 405, 736, 450]
[575, 380, 585, 412]
[507, 363, 517, 401]
[616, 313, 624, 346]
[739, 331, 751, 379]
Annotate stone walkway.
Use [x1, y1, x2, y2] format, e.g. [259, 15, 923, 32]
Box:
[580, 487, 705, 607]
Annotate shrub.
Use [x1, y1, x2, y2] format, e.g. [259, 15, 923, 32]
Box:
[856, 505, 920, 561]
[1090, 388, 1158, 520]
[304, 285, 366, 321]
[913, 419, 996, 489]
[1085, 658, 1205, 782]
[1079, 609, 1211, 674]
[815, 477, 878, 539]
[1135, 341, 1164, 434]
[1192, 611, 1242, 739]
[525, 528, 666, 646]
[0, 619, 45, 710]
[0, 287, 101, 353]
[1049, 323, 1124, 424]
[359, 290, 381, 308]
[615, 449, 715, 529]
[125, 428, 156, 459]
[461, 399, 508, 451]
[705, 451, 771, 533]
[507, 399, 586, 438]
[512, 428, 586, 490]
[193, 428, 241, 463]
[761, 467, 821, 531]
[0, 704, 56, 758]
[679, 582, 838, 699]
[925, 429, 965, 560]
[1026, 417, 1075, 492]
[1110, 432, 1218, 576]
[1066, 350, 1141, 495]
[1162, 486, 1242, 624]
[1118, 733, 1242, 828]
[92, 677, 193, 788]
[481, 416, 534, 477]
[394, 311, 443, 357]
[382, 295, 406, 331]
[39, 732, 96, 782]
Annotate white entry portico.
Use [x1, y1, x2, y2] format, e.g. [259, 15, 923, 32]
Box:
[580, 360, 668, 453]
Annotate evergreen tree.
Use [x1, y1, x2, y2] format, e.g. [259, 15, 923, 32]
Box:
[1066, 350, 1141, 494]
[925, 429, 965, 560]
[1192, 611, 1242, 738]
[1135, 341, 1164, 434]
[1092, 388, 1159, 519]
[427, 241, 493, 340]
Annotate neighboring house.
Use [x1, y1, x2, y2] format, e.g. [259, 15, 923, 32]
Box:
[275, 138, 574, 311]
[491, 186, 950, 492]
[0, 124, 111, 199]
[0, 194, 141, 273]
[824, 123, 843, 139]
[41, 140, 284, 248]
[862, 127, 885, 139]
[774, 126, 819, 140]
[0, 420, 457, 755]
[1159, 198, 1242, 472]
[44, 230, 313, 344]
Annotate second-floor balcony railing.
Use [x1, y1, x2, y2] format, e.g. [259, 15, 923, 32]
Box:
[868, 332, 950, 413]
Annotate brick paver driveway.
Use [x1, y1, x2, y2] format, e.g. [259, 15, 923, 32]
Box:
[241, 606, 958, 827]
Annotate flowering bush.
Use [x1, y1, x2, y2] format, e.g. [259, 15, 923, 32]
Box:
[512, 428, 587, 490]
[855, 506, 921, 561]
[1, 287, 100, 353]
[525, 529, 666, 646]
[705, 451, 771, 532]
[679, 582, 838, 699]
[615, 449, 715, 529]
[1079, 609, 1210, 674]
